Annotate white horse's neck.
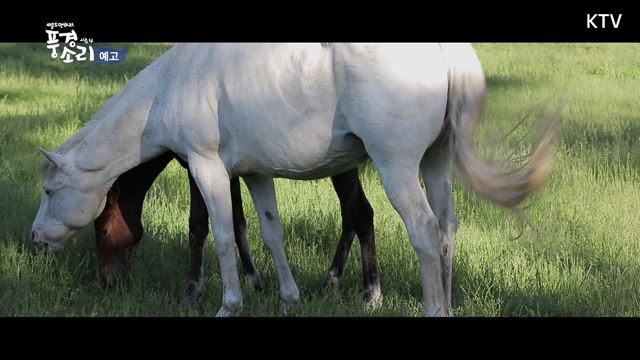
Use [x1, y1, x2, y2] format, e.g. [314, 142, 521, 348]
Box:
[74, 97, 160, 178]
[62, 56, 170, 187]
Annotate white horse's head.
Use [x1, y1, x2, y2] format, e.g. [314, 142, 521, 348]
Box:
[31, 149, 108, 252]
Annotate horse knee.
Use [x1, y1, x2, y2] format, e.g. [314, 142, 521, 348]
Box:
[214, 229, 236, 253]
[409, 213, 441, 259]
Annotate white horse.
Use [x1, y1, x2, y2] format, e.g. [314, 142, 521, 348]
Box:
[31, 43, 555, 316]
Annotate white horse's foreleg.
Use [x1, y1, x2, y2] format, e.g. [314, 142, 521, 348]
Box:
[421, 143, 457, 316]
[188, 153, 242, 317]
[244, 174, 300, 307]
[373, 157, 447, 316]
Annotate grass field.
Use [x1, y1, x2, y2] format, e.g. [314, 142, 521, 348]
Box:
[0, 43, 639, 316]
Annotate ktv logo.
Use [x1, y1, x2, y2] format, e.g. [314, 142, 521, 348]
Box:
[587, 14, 622, 29]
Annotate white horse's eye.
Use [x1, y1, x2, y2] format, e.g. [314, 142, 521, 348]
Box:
[43, 188, 53, 196]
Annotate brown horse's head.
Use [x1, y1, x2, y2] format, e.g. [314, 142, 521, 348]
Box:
[92, 154, 174, 286]
[94, 181, 141, 286]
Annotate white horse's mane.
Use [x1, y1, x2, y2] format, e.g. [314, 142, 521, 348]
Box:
[43, 79, 136, 176]
[55, 118, 98, 154]
[43, 117, 100, 174]
[51, 46, 173, 159]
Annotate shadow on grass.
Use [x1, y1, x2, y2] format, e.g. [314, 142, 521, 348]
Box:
[560, 116, 640, 173]
[487, 74, 530, 90]
[562, 117, 640, 150]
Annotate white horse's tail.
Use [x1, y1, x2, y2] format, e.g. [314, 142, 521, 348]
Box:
[442, 43, 557, 209]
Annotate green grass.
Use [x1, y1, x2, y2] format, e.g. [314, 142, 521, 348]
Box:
[1, 43, 639, 316]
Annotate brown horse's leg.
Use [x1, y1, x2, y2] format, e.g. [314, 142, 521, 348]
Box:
[185, 172, 208, 298]
[326, 168, 381, 309]
[230, 177, 263, 290]
[352, 179, 382, 310]
[95, 153, 174, 286]
[182, 162, 262, 298]
[324, 182, 357, 289]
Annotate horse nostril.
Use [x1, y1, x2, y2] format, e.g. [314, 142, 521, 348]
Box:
[31, 231, 36, 242]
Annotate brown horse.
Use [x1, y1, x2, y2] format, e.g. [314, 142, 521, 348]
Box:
[94, 153, 382, 306]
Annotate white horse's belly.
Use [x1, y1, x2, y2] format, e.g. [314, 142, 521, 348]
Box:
[259, 133, 368, 180]
[228, 112, 368, 179]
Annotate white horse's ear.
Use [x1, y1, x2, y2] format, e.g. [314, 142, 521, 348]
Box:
[39, 148, 68, 170]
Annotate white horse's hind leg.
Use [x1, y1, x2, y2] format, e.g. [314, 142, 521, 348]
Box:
[373, 157, 447, 316]
[421, 142, 457, 316]
[188, 153, 242, 317]
[243, 174, 300, 308]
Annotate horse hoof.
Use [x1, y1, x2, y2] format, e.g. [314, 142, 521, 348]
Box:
[363, 290, 383, 313]
[100, 276, 119, 289]
[216, 305, 241, 317]
[180, 288, 203, 307]
[185, 278, 205, 299]
[423, 307, 453, 317]
[280, 300, 300, 316]
[323, 270, 342, 290]
[280, 289, 301, 315]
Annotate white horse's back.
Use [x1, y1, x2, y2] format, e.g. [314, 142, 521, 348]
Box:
[154, 43, 451, 179]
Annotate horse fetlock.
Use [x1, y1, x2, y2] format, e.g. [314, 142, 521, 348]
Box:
[280, 299, 300, 316]
[363, 284, 383, 312]
[324, 269, 342, 290]
[279, 278, 300, 310]
[244, 272, 263, 291]
[185, 277, 205, 299]
[216, 304, 242, 317]
[423, 304, 453, 317]
[222, 292, 243, 313]
[281, 286, 300, 305]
